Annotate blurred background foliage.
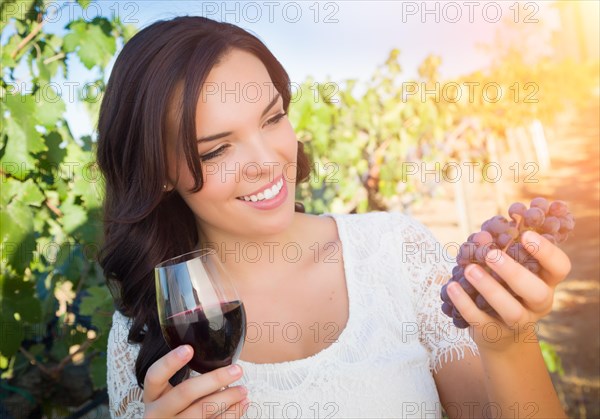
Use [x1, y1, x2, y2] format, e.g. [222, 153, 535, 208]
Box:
[1, 0, 597, 417]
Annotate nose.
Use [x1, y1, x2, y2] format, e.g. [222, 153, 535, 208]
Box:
[241, 132, 280, 181]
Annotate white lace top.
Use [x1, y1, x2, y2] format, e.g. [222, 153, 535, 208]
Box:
[107, 211, 480, 418]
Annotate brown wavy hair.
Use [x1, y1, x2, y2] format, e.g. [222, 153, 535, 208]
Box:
[96, 16, 312, 387]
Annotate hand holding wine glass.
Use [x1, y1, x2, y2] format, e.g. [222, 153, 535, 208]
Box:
[141, 249, 250, 418]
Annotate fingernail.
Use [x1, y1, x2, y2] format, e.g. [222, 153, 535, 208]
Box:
[228, 364, 241, 376]
[486, 249, 504, 265]
[447, 282, 460, 295]
[467, 265, 483, 281]
[176, 345, 191, 359]
[239, 386, 248, 396]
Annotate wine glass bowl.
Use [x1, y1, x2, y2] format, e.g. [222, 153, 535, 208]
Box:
[155, 249, 246, 374]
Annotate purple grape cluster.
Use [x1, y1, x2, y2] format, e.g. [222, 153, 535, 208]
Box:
[441, 198, 575, 328]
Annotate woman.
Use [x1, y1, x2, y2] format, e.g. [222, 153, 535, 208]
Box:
[97, 16, 570, 418]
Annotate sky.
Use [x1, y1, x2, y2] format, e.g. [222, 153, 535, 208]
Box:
[2, 0, 569, 139]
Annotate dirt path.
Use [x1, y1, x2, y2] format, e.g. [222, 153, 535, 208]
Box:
[413, 97, 600, 418]
[520, 99, 600, 419]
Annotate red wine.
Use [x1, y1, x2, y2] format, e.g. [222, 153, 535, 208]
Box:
[163, 300, 246, 373]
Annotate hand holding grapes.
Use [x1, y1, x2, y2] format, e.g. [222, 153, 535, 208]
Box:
[441, 198, 574, 352]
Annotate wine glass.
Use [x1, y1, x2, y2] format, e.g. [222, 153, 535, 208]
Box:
[155, 249, 246, 374]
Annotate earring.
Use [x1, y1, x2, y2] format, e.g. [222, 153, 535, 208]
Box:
[163, 184, 167, 190]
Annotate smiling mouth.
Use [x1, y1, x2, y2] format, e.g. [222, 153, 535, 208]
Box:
[236, 177, 285, 202]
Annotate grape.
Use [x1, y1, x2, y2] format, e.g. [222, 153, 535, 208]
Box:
[496, 233, 512, 249]
[530, 197, 550, 213]
[471, 231, 494, 246]
[559, 216, 575, 232]
[548, 201, 568, 217]
[486, 215, 510, 235]
[474, 246, 488, 264]
[453, 317, 470, 329]
[441, 197, 575, 328]
[481, 220, 491, 233]
[457, 242, 477, 267]
[542, 216, 560, 234]
[440, 284, 450, 303]
[452, 306, 464, 320]
[524, 207, 545, 228]
[508, 202, 527, 220]
[458, 276, 477, 297]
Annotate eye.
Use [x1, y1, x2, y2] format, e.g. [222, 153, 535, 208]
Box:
[199, 112, 287, 161]
[265, 111, 287, 126]
[200, 144, 230, 161]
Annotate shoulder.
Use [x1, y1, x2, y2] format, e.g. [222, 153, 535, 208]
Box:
[323, 210, 396, 229]
[108, 310, 137, 351]
[338, 211, 449, 276]
[326, 210, 435, 243]
[111, 309, 133, 331]
[320, 211, 442, 266]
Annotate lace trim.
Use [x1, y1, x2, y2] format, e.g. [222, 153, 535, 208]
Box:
[388, 210, 480, 374]
[107, 311, 145, 418]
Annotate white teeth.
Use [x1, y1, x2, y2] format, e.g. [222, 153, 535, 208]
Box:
[240, 178, 283, 202]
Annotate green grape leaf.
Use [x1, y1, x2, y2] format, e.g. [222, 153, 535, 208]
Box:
[36, 93, 66, 127]
[54, 243, 85, 281]
[0, 312, 24, 357]
[38, 131, 67, 185]
[2, 275, 42, 323]
[0, 177, 21, 207]
[72, 164, 102, 210]
[1, 97, 46, 176]
[79, 286, 113, 317]
[63, 19, 116, 69]
[0, 199, 35, 273]
[18, 179, 45, 207]
[89, 355, 107, 390]
[59, 199, 88, 234]
[1, 34, 21, 69]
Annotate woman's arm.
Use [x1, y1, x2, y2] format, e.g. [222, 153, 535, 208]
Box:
[433, 351, 489, 418]
[434, 334, 565, 418]
[478, 334, 566, 418]
[435, 230, 570, 418]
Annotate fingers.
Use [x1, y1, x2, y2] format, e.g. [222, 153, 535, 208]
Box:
[143, 345, 193, 403]
[446, 281, 497, 327]
[156, 364, 244, 414]
[484, 249, 553, 313]
[521, 231, 572, 286]
[463, 264, 528, 327]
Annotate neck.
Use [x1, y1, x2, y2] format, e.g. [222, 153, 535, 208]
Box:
[194, 211, 311, 284]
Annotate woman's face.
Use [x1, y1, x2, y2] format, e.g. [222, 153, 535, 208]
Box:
[166, 49, 299, 239]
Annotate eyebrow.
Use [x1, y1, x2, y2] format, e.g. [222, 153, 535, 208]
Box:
[196, 92, 282, 143]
